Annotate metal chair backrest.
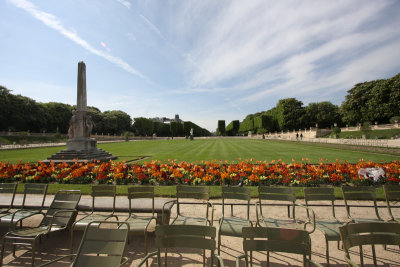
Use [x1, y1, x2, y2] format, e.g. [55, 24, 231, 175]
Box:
[383, 184, 400, 221]
[339, 222, 400, 266]
[21, 183, 48, 210]
[40, 190, 82, 228]
[72, 221, 129, 267]
[155, 224, 217, 266]
[0, 183, 17, 211]
[176, 185, 210, 214]
[241, 226, 312, 267]
[341, 186, 382, 221]
[91, 185, 116, 214]
[258, 186, 296, 218]
[221, 186, 251, 219]
[127, 186, 154, 216]
[304, 187, 337, 219]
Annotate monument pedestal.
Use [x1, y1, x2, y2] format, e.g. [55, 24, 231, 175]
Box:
[67, 138, 97, 151]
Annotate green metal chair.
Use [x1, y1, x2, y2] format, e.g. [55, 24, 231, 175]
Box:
[122, 186, 156, 255]
[166, 185, 213, 226]
[339, 222, 400, 267]
[138, 224, 225, 267]
[0, 190, 82, 267]
[304, 187, 343, 266]
[0, 183, 48, 229]
[236, 226, 323, 267]
[39, 221, 130, 267]
[70, 185, 118, 255]
[256, 186, 315, 231]
[383, 184, 400, 222]
[218, 186, 252, 256]
[0, 183, 17, 215]
[341, 186, 383, 223]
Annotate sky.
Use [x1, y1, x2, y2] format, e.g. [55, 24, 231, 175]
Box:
[1, 0, 400, 132]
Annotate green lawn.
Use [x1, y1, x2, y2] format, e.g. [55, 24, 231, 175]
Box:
[1, 138, 399, 164]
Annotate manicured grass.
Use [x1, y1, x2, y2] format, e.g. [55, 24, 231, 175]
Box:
[20, 184, 386, 200]
[1, 138, 399, 164]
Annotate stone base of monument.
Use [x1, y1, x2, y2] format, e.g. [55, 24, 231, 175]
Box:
[44, 138, 117, 164]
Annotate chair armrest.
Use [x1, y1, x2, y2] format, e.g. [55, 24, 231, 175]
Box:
[48, 209, 77, 230]
[294, 203, 316, 233]
[137, 251, 159, 267]
[344, 255, 360, 267]
[120, 256, 129, 266]
[10, 209, 44, 230]
[38, 254, 76, 266]
[255, 201, 261, 226]
[207, 201, 214, 226]
[162, 200, 176, 225]
[214, 254, 225, 267]
[236, 254, 246, 267]
[306, 258, 324, 267]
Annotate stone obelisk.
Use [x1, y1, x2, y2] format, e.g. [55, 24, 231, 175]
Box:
[66, 61, 96, 151]
[45, 61, 116, 163]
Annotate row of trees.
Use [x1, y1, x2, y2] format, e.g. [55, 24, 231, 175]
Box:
[218, 73, 400, 135]
[0, 86, 210, 137]
[133, 117, 211, 137]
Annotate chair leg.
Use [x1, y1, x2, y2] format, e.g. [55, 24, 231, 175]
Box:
[267, 251, 270, 267]
[325, 239, 330, 267]
[31, 240, 36, 267]
[0, 237, 6, 267]
[372, 244, 377, 267]
[70, 227, 75, 259]
[359, 245, 364, 267]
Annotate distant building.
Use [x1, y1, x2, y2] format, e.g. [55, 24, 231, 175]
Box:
[150, 114, 183, 124]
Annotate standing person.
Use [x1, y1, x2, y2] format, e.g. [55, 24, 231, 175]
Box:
[296, 133, 299, 140]
[300, 133, 303, 140]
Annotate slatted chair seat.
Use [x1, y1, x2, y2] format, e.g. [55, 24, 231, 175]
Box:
[256, 186, 315, 232]
[0, 190, 82, 267]
[122, 186, 156, 256]
[218, 187, 252, 256]
[339, 222, 400, 267]
[237, 226, 323, 267]
[341, 186, 383, 223]
[138, 224, 225, 267]
[70, 185, 118, 255]
[166, 185, 213, 226]
[39, 221, 130, 267]
[304, 187, 344, 266]
[0, 184, 48, 229]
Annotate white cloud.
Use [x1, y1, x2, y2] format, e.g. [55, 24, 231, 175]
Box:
[10, 0, 147, 80]
[116, 0, 131, 9]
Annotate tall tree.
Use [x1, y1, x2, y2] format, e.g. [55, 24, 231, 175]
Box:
[275, 98, 305, 131]
[304, 102, 341, 129]
[217, 120, 226, 136]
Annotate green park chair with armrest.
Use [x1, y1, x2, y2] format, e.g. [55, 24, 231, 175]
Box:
[304, 187, 344, 266]
[383, 184, 400, 222]
[122, 186, 156, 255]
[236, 226, 323, 267]
[70, 184, 118, 255]
[339, 222, 400, 267]
[164, 185, 214, 226]
[342, 186, 383, 223]
[0, 183, 17, 215]
[0, 183, 48, 229]
[0, 190, 81, 267]
[218, 186, 252, 256]
[39, 220, 130, 267]
[256, 186, 315, 232]
[138, 224, 225, 267]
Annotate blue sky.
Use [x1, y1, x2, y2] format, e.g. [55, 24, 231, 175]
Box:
[1, 0, 400, 132]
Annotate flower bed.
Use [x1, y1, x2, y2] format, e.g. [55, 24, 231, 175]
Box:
[0, 159, 399, 186]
